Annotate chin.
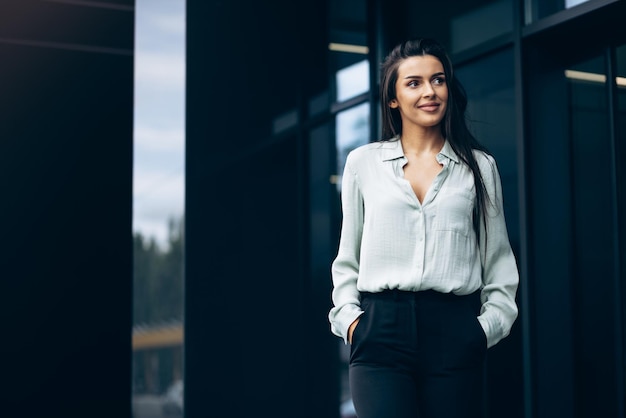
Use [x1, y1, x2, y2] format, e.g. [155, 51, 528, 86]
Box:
[421, 118, 444, 127]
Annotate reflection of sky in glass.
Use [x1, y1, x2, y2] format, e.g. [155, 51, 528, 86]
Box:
[336, 59, 369, 102]
[566, 0, 588, 8]
[133, 0, 185, 247]
[335, 102, 370, 190]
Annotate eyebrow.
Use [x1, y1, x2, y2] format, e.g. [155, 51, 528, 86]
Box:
[403, 72, 445, 79]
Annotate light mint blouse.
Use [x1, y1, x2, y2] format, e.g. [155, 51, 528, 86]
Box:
[328, 139, 519, 348]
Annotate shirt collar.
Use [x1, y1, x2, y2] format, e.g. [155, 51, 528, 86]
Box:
[380, 137, 460, 164]
[379, 138, 405, 162]
[437, 140, 460, 164]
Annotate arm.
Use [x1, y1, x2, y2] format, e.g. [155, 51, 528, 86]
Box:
[328, 156, 365, 344]
[476, 155, 519, 348]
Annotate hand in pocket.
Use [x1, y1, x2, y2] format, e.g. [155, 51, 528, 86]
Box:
[348, 317, 361, 344]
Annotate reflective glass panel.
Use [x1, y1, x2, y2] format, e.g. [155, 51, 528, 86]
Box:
[336, 59, 369, 102]
[616, 44, 626, 362]
[456, 48, 519, 247]
[329, 2, 369, 417]
[525, 0, 590, 23]
[450, 0, 513, 53]
[335, 102, 370, 191]
[456, 48, 523, 414]
[566, 54, 620, 417]
[132, 0, 186, 417]
[333, 101, 369, 418]
[329, 0, 368, 104]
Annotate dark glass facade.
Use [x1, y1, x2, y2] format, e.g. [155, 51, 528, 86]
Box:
[3, 1, 626, 417]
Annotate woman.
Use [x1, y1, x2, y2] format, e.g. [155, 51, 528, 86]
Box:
[328, 38, 519, 418]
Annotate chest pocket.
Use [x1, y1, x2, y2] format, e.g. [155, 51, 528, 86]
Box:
[433, 188, 474, 237]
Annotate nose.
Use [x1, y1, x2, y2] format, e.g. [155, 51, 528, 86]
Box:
[423, 82, 435, 97]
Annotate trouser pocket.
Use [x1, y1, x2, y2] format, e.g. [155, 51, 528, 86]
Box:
[442, 293, 487, 370]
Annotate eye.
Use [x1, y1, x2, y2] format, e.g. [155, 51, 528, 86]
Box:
[408, 80, 420, 87]
[432, 77, 446, 85]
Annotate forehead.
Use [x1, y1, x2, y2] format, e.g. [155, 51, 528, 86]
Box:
[396, 55, 444, 77]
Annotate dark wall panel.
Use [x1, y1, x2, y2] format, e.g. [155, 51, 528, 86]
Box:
[185, 0, 332, 417]
[0, 2, 134, 417]
[524, 24, 626, 416]
[569, 73, 620, 417]
[525, 48, 577, 418]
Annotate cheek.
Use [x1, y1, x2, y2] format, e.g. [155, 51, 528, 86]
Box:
[439, 93, 449, 110]
[436, 87, 448, 102]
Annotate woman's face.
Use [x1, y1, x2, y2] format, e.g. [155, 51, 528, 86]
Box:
[389, 54, 448, 132]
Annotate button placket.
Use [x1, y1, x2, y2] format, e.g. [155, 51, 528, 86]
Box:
[395, 157, 421, 208]
[414, 207, 426, 279]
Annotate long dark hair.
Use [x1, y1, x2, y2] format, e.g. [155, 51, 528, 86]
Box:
[380, 38, 492, 240]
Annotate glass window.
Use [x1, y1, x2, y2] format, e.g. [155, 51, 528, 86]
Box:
[615, 43, 626, 376]
[329, 0, 368, 104]
[336, 59, 369, 102]
[132, 0, 185, 417]
[565, 53, 621, 417]
[525, 0, 591, 23]
[335, 102, 370, 191]
[450, 0, 513, 53]
[566, 0, 590, 7]
[456, 48, 519, 248]
[331, 101, 369, 418]
[456, 48, 523, 414]
[328, 2, 369, 416]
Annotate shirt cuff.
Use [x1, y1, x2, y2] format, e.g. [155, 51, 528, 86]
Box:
[331, 304, 364, 345]
[477, 313, 502, 349]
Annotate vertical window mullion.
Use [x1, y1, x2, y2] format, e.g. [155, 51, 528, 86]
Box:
[605, 44, 626, 418]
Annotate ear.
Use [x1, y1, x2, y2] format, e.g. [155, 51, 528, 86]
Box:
[389, 99, 398, 109]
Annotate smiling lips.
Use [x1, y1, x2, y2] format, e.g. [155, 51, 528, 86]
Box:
[418, 102, 440, 112]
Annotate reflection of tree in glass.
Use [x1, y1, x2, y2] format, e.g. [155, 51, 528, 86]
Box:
[133, 216, 184, 325]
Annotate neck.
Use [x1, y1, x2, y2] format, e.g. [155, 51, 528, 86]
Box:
[399, 126, 444, 155]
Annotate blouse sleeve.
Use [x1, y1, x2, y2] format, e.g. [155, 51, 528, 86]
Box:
[328, 155, 365, 344]
[476, 154, 519, 348]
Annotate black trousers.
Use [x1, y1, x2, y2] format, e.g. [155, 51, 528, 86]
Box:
[349, 289, 487, 418]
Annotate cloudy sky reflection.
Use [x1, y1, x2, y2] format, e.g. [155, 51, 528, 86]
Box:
[133, 0, 185, 247]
